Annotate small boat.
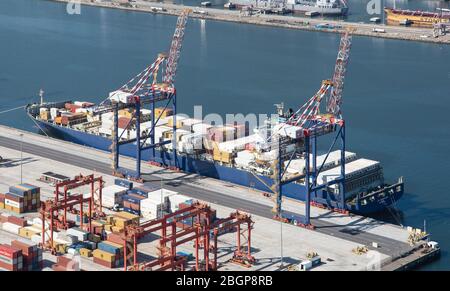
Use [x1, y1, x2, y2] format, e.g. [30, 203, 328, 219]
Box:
[399, 19, 413, 26]
[224, 2, 237, 9]
[305, 11, 320, 17]
[370, 17, 381, 23]
[201, 1, 212, 7]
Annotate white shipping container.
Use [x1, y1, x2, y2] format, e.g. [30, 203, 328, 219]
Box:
[109, 90, 135, 103]
[57, 233, 78, 245]
[67, 248, 79, 256]
[193, 123, 212, 135]
[2, 222, 21, 234]
[32, 217, 50, 229]
[66, 228, 89, 241]
[167, 194, 192, 212]
[5, 199, 22, 209]
[99, 127, 112, 136]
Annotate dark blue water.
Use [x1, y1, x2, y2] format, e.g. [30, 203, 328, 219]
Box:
[1, 0, 449, 270]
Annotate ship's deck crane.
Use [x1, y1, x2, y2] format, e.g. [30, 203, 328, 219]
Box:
[104, 9, 191, 181]
[256, 31, 352, 227]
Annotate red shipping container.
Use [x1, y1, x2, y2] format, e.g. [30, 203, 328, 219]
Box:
[118, 117, 132, 129]
[4, 193, 23, 203]
[93, 257, 114, 269]
[0, 215, 8, 223]
[7, 216, 27, 227]
[52, 263, 71, 271]
[0, 244, 21, 258]
[56, 256, 79, 270]
[11, 240, 35, 256]
[107, 233, 125, 245]
[123, 200, 140, 211]
[0, 260, 20, 271]
[0, 193, 5, 203]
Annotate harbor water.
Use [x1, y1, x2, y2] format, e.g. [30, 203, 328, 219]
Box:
[0, 0, 449, 270]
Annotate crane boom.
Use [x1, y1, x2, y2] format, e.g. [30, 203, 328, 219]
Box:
[163, 9, 191, 85]
[326, 31, 352, 117]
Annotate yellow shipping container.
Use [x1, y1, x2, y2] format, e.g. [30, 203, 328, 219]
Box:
[167, 118, 184, 129]
[93, 249, 116, 263]
[111, 226, 124, 233]
[40, 111, 50, 120]
[92, 220, 105, 227]
[53, 243, 68, 254]
[213, 149, 232, 164]
[4, 204, 22, 214]
[80, 248, 93, 258]
[19, 227, 39, 239]
[118, 109, 133, 118]
[0, 202, 4, 209]
[112, 217, 128, 229]
[154, 107, 173, 119]
[115, 211, 140, 224]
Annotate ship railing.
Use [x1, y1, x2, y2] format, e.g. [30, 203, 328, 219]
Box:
[357, 181, 403, 201]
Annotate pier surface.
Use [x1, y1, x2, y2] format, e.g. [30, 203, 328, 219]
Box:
[51, 0, 450, 44]
[0, 125, 439, 270]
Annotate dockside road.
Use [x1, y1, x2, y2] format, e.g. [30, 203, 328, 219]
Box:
[0, 125, 440, 270]
[50, 0, 450, 45]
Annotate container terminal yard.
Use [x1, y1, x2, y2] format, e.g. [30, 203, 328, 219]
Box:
[0, 126, 441, 271]
[50, 0, 450, 44]
[0, 1, 443, 273]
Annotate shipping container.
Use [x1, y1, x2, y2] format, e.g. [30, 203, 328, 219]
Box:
[114, 179, 133, 189]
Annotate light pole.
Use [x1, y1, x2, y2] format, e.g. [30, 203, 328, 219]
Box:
[20, 133, 23, 184]
[280, 217, 284, 270]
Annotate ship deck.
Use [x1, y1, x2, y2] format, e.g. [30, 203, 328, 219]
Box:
[0, 125, 439, 270]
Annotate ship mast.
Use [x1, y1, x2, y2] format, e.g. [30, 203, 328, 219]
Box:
[39, 89, 44, 105]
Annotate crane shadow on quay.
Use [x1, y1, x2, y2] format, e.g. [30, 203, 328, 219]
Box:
[0, 157, 38, 168]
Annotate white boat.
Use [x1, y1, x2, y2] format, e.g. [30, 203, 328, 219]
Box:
[231, 0, 348, 16]
[224, 2, 237, 9]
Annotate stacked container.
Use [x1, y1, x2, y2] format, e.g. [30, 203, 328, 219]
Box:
[0, 244, 23, 271]
[122, 193, 145, 216]
[114, 179, 133, 190]
[93, 241, 124, 269]
[102, 185, 128, 208]
[6, 184, 40, 213]
[10, 240, 43, 271]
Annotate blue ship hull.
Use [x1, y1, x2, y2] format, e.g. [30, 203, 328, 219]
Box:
[34, 119, 404, 215]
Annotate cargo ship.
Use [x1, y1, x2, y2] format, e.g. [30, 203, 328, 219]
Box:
[26, 96, 404, 215]
[230, 0, 348, 16]
[384, 7, 450, 27]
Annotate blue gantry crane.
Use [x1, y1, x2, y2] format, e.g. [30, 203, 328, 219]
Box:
[267, 31, 352, 227]
[95, 9, 191, 182]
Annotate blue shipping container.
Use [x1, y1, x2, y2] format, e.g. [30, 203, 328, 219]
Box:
[115, 179, 133, 189]
[98, 242, 121, 256]
[127, 188, 148, 198]
[8, 186, 26, 197]
[122, 194, 143, 204]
